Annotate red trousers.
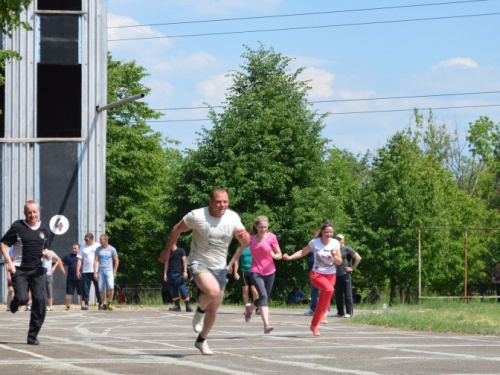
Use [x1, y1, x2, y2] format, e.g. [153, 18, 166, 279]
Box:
[309, 271, 336, 327]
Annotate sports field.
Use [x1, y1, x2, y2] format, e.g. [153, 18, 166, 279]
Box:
[1, 305, 499, 374]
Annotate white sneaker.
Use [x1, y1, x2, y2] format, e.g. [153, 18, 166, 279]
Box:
[344, 314, 351, 318]
[303, 309, 314, 316]
[46, 307, 52, 312]
[195, 340, 214, 355]
[192, 310, 205, 333]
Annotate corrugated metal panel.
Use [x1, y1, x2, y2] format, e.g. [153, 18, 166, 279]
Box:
[2, 6, 38, 228]
[1, 0, 107, 239]
[79, 0, 107, 239]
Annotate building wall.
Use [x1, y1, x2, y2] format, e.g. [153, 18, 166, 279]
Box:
[0, 0, 107, 305]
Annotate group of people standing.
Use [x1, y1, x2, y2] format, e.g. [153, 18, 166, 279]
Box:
[159, 187, 362, 355]
[0, 200, 120, 346]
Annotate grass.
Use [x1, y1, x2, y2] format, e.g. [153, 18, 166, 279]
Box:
[349, 299, 500, 335]
[134, 290, 500, 336]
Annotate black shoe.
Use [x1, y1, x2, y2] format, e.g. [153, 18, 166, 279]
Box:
[186, 304, 193, 312]
[27, 337, 39, 345]
[169, 305, 181, 312]
[10, 301, 19, 314]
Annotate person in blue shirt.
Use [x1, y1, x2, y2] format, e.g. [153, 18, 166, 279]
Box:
[288, 287, 308, 304]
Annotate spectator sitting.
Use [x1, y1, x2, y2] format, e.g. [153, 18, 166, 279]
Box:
[116, 287, 127, 304]
[363, 287, 380, 304]
[131, 285, 141, 304]
[353, 288, 362, 304]
[288, 287, 309, 304]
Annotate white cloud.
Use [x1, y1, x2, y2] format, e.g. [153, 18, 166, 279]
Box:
[436, 57, 479, 69]
[153, 51, 220, 76]
[300, 67, 335, 99]
[196, 74, 233, 102]
[107, 14, 170, 52]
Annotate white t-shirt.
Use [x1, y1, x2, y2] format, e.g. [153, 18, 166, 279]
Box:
[41, 250, 58, 276]
[309, 238, 340, 275]
[184, 207, 245, 269]
[77, 242, 99, 273]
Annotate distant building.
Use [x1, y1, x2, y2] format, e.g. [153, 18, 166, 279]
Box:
[0, 0, 107, 304]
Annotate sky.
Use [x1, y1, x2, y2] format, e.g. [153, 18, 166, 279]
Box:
[106, 0, 500, 154]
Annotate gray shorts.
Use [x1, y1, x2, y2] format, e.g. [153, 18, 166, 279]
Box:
[189, 261, 227, 291]
[45, 275, 54, 298]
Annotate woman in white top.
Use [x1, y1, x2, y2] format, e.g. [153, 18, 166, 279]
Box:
[283, 221, 342, 336]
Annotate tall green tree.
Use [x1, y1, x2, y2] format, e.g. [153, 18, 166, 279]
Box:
[174, 44, 336, 301]
[0, 0, 33, 99]
[357, 116, 475, 304]
[106, 54, 183, 285]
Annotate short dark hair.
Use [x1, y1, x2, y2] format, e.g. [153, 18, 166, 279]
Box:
[209, 187, 228, 199]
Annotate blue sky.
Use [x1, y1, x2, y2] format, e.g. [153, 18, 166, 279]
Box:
[107, 0, 500, 154]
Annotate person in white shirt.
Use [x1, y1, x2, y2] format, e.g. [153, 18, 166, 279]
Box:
[159, 188, 250, 355]
[283, 220, 342, 337]
[76, 233, 102, 310]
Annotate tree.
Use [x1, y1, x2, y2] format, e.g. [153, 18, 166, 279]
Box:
[0, 0, 33, 87]
[105, 54, 183, 285]
[173, 44, 336, 301]
[356, 115, 479, 304]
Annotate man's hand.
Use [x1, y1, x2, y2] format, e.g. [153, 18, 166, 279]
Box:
[158, 249, 169, 263]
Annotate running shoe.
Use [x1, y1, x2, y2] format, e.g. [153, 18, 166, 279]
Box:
[46, 307, 52, 312]
[303, 309, 314, 316]
[244, 304, 253, 323]
[310, 325, 320, 337]
[192, 310, 205, 333]
[264, 324, 274, 334]
[194, 340, 214, 355]
[320, 315, 328, 324]
[107, 302, 114, 310]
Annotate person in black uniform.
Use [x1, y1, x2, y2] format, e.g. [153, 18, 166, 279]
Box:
[0, 200, 50, 345]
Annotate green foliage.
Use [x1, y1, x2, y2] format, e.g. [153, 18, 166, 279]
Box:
[105, 54, 183, 285]
[0, 0, 33, 113]
[174, 43, 350, 301]
[0, 0, 32, 35]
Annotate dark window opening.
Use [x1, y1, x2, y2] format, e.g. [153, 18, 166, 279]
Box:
[37, 64, 81, 138]
[38, 0, 82, 11]
[39, 15, 79, 65]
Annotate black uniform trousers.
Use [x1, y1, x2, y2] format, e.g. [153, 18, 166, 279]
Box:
[11, 266, 47, 340]
[335, 272, 354, 316]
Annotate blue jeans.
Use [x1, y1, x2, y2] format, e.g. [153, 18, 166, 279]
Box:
[309, 282, 318, 311]
[167, 271, 189, 301]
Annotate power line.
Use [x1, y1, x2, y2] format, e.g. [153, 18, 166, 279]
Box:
[145, 103, 500, 123]
[108, 0, 491, 29]
[152, 91, 500, 112]
[108, 12, 500, 41]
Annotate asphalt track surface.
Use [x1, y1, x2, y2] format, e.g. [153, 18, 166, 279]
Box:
[1, 305, 499, 375]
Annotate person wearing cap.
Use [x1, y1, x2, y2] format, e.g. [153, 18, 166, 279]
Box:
[334, 234, 361, 318]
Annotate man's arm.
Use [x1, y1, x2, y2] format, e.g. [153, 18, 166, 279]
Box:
[227, 246, 246, 274]
[348, 252, 362, 272]
[113, 254, 119, 278]
[159, 220, 191, 264]
[93, 253, 99, 279]
[76, 258, 82, 279]
[181, 255, 188, 279]
[52, 256, 64, 275]
[0, 242, 15, 274]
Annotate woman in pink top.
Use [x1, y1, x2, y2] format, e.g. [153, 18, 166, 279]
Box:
[229, 215, 282, 333]
[283, 220, 342, 337]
